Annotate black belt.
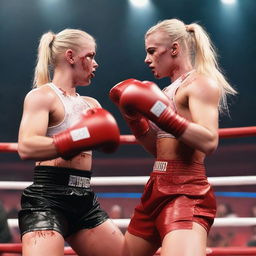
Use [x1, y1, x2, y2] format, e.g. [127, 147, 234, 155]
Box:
[33, 165, 91, 188]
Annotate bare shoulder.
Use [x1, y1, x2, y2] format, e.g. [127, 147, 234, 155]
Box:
[82, 96, 101, 108]
[187, 73, 221, 100]
[24, 85, 56, 110]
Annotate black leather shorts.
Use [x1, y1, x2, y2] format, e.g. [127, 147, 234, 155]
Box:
[18, 166, 109, 238]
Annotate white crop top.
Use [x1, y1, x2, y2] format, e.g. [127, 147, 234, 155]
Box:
[150, 70, 194, 139]
[46, 83, 93, 155]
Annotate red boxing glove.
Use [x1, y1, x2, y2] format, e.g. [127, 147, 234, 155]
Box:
[109, 78, 139, 105]
[53, 108, 120, 159]
[110, 79, 150, 138]
[124, 115, 150, 138]
[119, 79, 189, 138]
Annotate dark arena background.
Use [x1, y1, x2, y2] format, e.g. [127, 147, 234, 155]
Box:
[0, 0, 256, 254]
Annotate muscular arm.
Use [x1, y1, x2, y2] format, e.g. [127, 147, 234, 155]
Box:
[179, 77, 220, 155]
[18, 89, 58, 160]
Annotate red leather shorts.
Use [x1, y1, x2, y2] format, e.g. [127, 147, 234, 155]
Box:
[128, 160, 216, 243]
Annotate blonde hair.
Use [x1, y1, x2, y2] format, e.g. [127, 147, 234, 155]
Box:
[145, 19, 237, 113]
[33, 29, 95, 88]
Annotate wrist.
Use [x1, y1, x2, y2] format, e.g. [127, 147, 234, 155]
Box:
[126, 117, 150, 138]
[159, 109, 189, 138]
[53, 132, 73, 158]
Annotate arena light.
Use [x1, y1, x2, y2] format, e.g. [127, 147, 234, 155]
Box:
[221, 0, 237, 4]
[129, 0, 150, 8]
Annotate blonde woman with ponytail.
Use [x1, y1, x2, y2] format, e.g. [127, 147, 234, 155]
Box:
[109, 19, 237, 256]
[17, 29, 128, 256]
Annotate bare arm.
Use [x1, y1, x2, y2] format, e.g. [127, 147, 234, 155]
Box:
[18, 89, 58, 160]
[179, 77, 220, 155]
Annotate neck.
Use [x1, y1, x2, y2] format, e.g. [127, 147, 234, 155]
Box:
[52, 68, 77, 96]
[169, 56, 193, 82]
[170, 65, 194, 82]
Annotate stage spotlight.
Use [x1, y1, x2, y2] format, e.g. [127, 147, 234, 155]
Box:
[221, 0, 237, 5]
[129, 0, 150, 8]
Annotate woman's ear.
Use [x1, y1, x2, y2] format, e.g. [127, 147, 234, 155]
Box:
[170, 42, 179, 56]
[65, 49, 75, 64]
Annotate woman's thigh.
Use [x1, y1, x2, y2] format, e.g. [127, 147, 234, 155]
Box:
[22, 230, 65, 256]
[67, 219, 129, 256]
[161, 222, 207, 256]
[125, 231, 159, 256]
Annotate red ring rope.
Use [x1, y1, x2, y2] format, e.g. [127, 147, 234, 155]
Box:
[0, 126, 255, 151]
[121, 126, 256, 143]
[218, 126, 256, 138]
[0, 143, 18, 152]
[0, 244, 256, 255]
[207, 247, 256, 255]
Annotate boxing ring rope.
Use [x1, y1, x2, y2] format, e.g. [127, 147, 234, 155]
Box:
[0, 126, 256, 255]
[119, 126, 256, 144]
[0, 243, 256, 256]
[1, 175, 256, 189]
[5, 217, 256, 230]
[0, 126, 256, 149]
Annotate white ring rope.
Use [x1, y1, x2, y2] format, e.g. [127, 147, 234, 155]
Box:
[1, 175, 256, 189]
[7, 217, 256, 229]
[3, 176, 256, 229]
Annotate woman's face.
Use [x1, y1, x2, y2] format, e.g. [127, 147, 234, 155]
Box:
[73, 40, 98, 86]
[144, 31, 174, 79]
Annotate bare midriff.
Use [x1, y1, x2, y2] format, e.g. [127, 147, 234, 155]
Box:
[36, 152, 92, 171]
[156, 137, 205, 163]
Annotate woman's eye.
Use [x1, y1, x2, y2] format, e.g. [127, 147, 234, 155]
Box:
[148, 49, 155, 55]
[87, 53, 95, 59]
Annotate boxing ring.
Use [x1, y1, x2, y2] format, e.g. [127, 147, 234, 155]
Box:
[0, 126, 256, 255]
